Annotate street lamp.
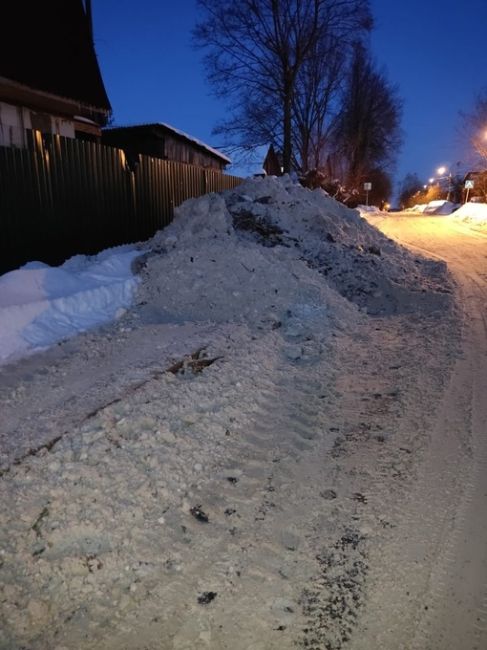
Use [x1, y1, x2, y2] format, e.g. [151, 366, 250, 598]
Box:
[435, 166, 453, 201]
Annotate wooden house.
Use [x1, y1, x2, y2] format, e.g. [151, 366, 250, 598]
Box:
[263, 145, 283, 176]
[102, 123, 231, 171]
[0, 0, 111, 148]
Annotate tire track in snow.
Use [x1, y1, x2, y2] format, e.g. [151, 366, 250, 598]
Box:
[0, 327, 341, 650]
[347, 215, 487, 650]
[410, 269, 487, 650]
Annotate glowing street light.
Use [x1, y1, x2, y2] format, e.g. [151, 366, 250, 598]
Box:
[435, 166, 453, 201]
[429, 178, 435, 184]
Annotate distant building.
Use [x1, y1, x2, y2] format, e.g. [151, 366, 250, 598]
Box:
[0, 1, 111, 148]
[464, 170, 487, 201]
[263, 145, 283, 176]
[102, 123, 231, 171]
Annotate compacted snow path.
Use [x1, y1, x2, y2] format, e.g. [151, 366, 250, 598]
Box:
[352, 214, 487, 650]
[1, 181, 481, 649]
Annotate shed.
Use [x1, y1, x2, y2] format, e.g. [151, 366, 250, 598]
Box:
[102, 123, 231, 171]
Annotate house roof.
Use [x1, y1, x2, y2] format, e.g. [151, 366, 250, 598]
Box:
[103, 123, 232, 164]
[464, 170, 487, 179]
[0, 1, 111, 114]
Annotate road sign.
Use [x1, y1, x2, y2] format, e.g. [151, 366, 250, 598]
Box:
[364, 182, 372, 191]
[465, 180, 474, 189]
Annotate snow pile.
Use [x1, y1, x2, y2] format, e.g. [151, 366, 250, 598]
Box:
[357, 204, 382, 214]
[422, 200, 457, 215]
[408, 204, 427, 213]
[0, 246, 140, 364]
[0, 176, 453, 367]
[407, 200, 457, 215]
[450, 201, 487, 229]
[138, 175, 450, 329]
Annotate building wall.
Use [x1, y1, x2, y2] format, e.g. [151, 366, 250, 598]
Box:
[164, 134, 224, 170]
[102, 130, 160, 161]
[102, 129, 226, 171]
[0, 102, 28, 147]
[0, 101, 75, 147]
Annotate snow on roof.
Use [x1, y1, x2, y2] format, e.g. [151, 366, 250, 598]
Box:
[104, 122, 232, 164]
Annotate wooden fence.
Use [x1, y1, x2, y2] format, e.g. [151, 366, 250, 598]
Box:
[0, 130, 242, 274]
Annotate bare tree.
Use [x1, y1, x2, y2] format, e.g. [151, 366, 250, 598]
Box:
[194, 0, 372, 173]
[461, 88, 487, 165]
[332, 42, 402, 191]
[292, 31, 345, 171]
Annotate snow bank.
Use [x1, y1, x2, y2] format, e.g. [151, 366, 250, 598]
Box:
[357, 204, 382, 214]
[137, 176, 450, 334]
[0, 246, 141, 364]
[409, 204, 427, 213]
[450, 202, 487, 229]
[409, 200, 457, 215]
[422, 200, 457, 215]
[1, 176, 453, 367]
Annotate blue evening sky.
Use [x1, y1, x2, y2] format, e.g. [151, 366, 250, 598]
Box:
[92, 0, 487, 191]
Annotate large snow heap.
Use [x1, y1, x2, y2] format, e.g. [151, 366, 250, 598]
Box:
[136, 176, 451, 335]
[450, 201, 487, 230]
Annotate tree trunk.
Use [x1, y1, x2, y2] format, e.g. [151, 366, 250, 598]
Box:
[282, 77, 293, 174]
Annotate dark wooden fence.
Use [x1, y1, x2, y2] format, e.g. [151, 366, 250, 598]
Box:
[0, 130, 242, 274]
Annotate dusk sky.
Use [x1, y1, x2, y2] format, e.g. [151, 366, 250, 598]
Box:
[92, 0, 487, 193]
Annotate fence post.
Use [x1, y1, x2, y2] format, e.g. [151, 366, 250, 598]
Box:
[129, 170, 137, 223]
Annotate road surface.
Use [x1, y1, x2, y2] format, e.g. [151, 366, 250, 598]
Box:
[352, 213, 487, 649]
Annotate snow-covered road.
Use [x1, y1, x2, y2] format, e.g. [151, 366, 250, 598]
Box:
[1, 182, 485, 649]
[353, 213, 487, 650]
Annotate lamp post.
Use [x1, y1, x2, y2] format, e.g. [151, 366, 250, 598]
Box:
[435, 166, 453, 201]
